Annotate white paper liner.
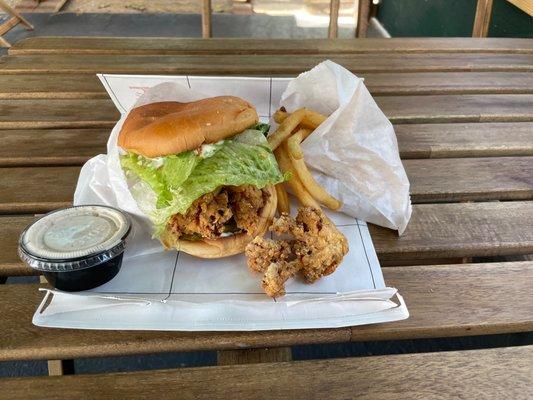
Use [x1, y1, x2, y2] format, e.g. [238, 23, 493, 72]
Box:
[33, 61, 411, 331]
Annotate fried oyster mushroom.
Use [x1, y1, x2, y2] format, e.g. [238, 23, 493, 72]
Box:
[244, 236, 292, 273]
[245, 207, 349, 297]
[262, 261, 302, 297]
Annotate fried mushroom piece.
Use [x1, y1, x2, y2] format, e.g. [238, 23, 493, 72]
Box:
[292, 207, 349, 283]
[261, 260, 302, 298]
[246, 207, 349, 298]
[245, 236, 292, 273]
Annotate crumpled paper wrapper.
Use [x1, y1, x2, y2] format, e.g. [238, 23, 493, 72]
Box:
[281, 60, 411, 234]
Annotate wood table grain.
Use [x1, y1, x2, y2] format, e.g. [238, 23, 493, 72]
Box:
[1, 123, 532, 167]
[9, 37, 533, 55]
[2, 53, 533, 75]
[0, 38, 531, 387]
[1, 346, 532, 400]
[2, 72, 533, 99]
[1, 262, 531, 361]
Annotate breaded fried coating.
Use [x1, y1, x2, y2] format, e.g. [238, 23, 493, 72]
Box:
[270, 212, 305, 238]
[261, 261, 301, 297]
[245, 207, 349, 297]
[245, 236, 292, 273]
[167, 185, 269, 240]
[168, 189, 232, 240]
[292, 207, 349, 283]
[228, 185, 269, 234]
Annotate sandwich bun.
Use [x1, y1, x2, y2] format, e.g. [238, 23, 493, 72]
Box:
[118, 96, 258, 158]
[119, 95, 273, 258]
[159, 185, 277, 258]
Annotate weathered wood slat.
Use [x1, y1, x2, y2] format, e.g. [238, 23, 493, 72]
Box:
[1, 262, 531, 361]
[2, 123, 532, 167]
[0, 74, 105, 99]
[370, 201, 533, 262]
[0, 129, 109, 166]
[202, 0, 211, 39]
[4, 202, 533, 276]
[0, 17, 20, 37]
[2, 95, 532, 130]
[3, 346, 532, 400]
[0, 99, 119, 129]
[508, 0, 533, 16]
[373, 94, 533, 123]
[1, 53, 533, 75]
[472, 0, 494, 38]
[356, 0, 371, 38]
[0, 215, 35, 276]
[0, 167, 80, 214]
[328, 0, 340, 39]
[403, 157, 533, 202]
[2, 72, 533, 99]
[9, 37, 533, 55]
[394, 122, 533, 158]
[1, 158, 531, 213]
[364, 71, 533, 95]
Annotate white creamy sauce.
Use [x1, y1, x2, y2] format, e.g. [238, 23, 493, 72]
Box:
[199, 140, 224, 158]
[149, 157, 165, 168]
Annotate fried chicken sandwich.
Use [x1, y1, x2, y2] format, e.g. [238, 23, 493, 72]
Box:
[119, 96, 287, 258]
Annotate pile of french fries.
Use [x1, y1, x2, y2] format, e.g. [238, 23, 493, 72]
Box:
[267, 107, 341, 214]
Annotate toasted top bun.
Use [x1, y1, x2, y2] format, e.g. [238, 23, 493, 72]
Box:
[118, 96, 258, 158]
[159, 185, 277, 258]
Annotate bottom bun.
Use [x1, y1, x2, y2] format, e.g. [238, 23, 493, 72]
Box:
[159, 185, 277, 258]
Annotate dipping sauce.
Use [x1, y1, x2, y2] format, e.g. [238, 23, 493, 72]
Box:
[19, 205, 131, 292]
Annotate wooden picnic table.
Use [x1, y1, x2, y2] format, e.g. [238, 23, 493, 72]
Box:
[0, 37, 532, 399]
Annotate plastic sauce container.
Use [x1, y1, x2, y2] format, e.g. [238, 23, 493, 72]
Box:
[18, 205, 131, 292]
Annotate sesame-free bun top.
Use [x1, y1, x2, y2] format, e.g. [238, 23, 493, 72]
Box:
[118, 96, 259, 158]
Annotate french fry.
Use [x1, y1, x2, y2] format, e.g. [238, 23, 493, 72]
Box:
[273, 109, 327, 130]
[289, 154, 342, 210]
[286, 128, 311, 160]
[275, 183, 290, 214]
[267, 108, 307, 150]
[285, 129, 342, 210]
[273, 108, 287, 124]
[272, 107, 339, 210]
[304, 110, 327, 128]
[274, 145, 320, 209]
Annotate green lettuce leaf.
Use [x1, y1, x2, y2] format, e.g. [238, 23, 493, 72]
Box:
[120, 153, 172, 207]
[120, 129, 287, 236]
[249, 122, 270, 137]
[160, 152, 199, 189]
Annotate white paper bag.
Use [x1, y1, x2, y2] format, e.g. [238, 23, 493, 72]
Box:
[281, 60, 412, 234]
